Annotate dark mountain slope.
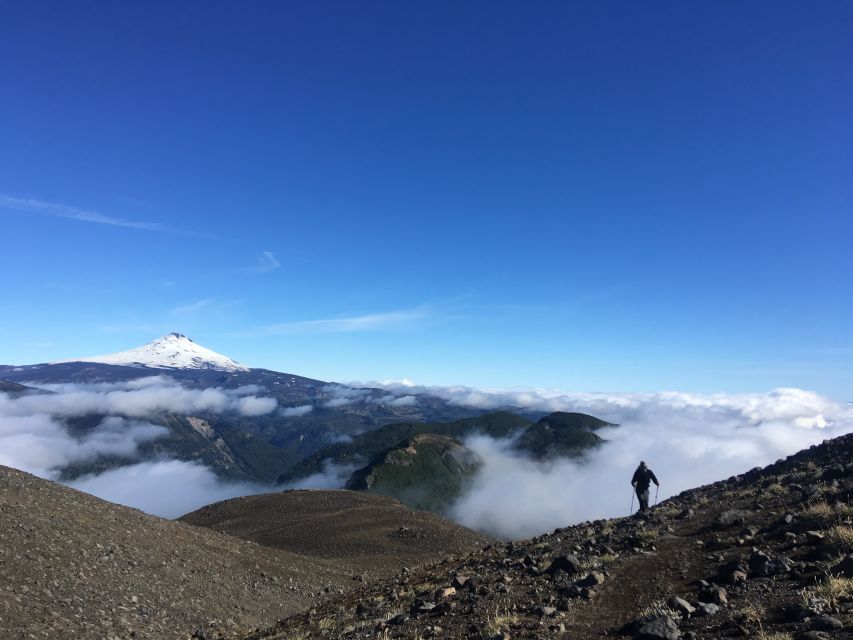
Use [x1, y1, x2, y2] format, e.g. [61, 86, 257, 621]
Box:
[0, 379, 45, 396]
[516, 410, 617, 459]
[243, 433, 853, 640]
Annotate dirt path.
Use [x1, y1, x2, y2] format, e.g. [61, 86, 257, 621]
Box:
[562, 517, 712, 636]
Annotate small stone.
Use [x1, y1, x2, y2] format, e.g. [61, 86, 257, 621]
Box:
[561, 584, 583, 599]
[666, 596, 695, 617]
[637, 614, 681, 640]
[699, 586, 727, 605]
[415, 601, 436, 613]
[696, 603, 720, 616]
[805, 531, 825, 544]
[548, 555, 581, 575]
[388, 613, 409, 625]
[451, 576, 469, 589]
[729, 570, 748, 584]
[578, 572, 605, 587]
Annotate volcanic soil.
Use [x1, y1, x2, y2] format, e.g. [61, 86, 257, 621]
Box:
[0, 468, 488, 640]
[179, 489, 494, 578]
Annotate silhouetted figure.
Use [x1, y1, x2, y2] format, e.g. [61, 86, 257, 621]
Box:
[631, 461, 659, 512]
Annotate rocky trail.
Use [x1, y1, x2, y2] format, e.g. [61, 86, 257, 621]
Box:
[241, 434, 853, 640]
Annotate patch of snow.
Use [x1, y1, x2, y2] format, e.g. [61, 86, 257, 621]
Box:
[55, 333, 250, 372]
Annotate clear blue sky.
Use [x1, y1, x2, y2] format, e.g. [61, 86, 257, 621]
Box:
[1, 1, 851, 397]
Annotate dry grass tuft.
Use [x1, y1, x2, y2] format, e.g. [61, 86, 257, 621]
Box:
[736, 603, 766, 624]
[484, 607, 519, 637]
[804, 501, 853, 525]
[814, 575, 853, 600]
[825, 524, 853, 553]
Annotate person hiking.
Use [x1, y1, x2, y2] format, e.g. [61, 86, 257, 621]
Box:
[631, 461, 659, 512]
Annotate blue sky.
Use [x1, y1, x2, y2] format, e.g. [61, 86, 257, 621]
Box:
[1, 1, 851, 397]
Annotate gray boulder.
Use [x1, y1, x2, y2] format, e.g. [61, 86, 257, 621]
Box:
[666, 596, 695, 617]
[636, 614, 681, 640]
[548, 554, 581, 575]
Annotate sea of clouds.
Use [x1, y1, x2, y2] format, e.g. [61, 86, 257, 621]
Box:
[0, 376, 278, 517]
[2, 375, 852, 534]
[371, 382, 853, 538]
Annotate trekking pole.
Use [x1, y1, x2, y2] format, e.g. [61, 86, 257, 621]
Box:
[630, 489, 634, 515]
[654, 484, 659, 506]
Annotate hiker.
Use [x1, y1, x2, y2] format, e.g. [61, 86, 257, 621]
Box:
[631, 461, 659, 512]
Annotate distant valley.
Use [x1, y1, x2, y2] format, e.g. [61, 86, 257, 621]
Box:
[0, 333, 613, 519]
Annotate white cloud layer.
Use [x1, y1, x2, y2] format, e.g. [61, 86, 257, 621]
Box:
[3, 375, 851, 535]
[3, 376, 278, 418]
[0, 414, 167, 476]
[0, 377, 280, 517]
[69, 460, 268, 519]
[430, 386, 853, 539]
[281, 404, 313, 417]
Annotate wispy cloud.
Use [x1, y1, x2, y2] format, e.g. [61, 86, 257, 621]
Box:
[247, 251, 280, 273]
[170, 299, 212, 314]
[0, 195, 176, 232]
[238, 306, 429, 336]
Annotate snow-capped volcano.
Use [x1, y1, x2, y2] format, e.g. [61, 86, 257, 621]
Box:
[58, 333, 250, 372]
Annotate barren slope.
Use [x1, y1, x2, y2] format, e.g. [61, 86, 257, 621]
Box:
[0, 465, 352, 640]
[180, 489, 493, 577]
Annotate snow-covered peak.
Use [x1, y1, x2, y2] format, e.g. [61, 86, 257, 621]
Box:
[58, 333, 250, 372]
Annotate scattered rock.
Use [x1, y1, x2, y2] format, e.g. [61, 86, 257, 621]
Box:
[698, 586, 727, 605]
[547, 554, 581, 575]
[666, 596, 695, 617]
[716, 510, 751, 527]
[451, 575, 469, 589]
[577, 572, 605, 587]
[636, 614, 681, 640]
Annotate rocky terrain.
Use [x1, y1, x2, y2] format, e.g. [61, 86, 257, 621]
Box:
[242, 434, 853, 640]
[0, 467, 488, 640]
[180, 489, 493, 577]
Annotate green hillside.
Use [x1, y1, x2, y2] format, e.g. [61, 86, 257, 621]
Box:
[279, 411, 531, 483]
[516, 411, 617, 459]
[345, 433, 482, 512]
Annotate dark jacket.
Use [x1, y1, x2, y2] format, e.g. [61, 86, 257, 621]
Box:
[631, 465, 659, 491]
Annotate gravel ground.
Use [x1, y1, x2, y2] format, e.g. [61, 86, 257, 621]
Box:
[0, 465, 349, 640]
